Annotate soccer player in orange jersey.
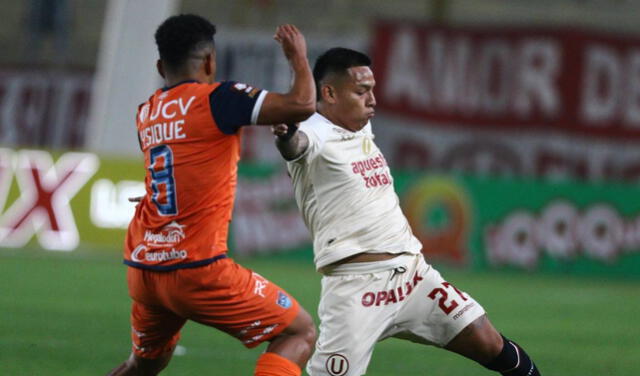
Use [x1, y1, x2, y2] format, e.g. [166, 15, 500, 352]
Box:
[106, 15, 316, 376]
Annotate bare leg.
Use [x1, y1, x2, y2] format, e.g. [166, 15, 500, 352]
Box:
[106, 351, 173, 376]
[445, 315, 541, 375]
[264, 307, 317, 369]
[444, 314, 503, 364]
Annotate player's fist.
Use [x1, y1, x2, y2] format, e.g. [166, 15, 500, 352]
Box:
[274, 24, 307, 61]
[271, 124, 289, 137]
[271, 123, 299, 141]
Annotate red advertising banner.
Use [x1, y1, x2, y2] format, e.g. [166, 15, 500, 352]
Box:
[0, 69, 92, 149]
[372, 21, 640, 140]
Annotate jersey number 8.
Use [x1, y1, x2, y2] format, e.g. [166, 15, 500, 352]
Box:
[149, 145, 178, 216]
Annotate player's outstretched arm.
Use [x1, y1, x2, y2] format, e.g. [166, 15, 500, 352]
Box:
[272, 124, 309, 161]
[257, 24, 316, 125]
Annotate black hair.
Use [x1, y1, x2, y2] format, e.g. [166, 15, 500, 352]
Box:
[313, 47, 371, 100]
[154, 14, 217, 72]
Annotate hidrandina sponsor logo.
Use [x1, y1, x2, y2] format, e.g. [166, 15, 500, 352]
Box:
[143, 221, 186, 247]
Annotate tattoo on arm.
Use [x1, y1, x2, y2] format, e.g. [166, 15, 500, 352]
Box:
[275, 131, 309, 161]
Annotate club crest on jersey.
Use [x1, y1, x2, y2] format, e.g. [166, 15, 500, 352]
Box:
[325, 354, 349, 376]
[362, 136, 373, 155]
[276, 291, 292, 309]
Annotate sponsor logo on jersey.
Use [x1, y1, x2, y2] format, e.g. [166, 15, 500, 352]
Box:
[143, 221, 186, 247]
[351, 152, 392, 189]
[138, 96, 195, 149]
[351, 153, 388, 176]
[332, 127, 356, 141]
[139, 103, 150, 123]
[325, 354, 349, 376]
[361, 271, 424, 307]
[276, 291, 292, 309]
[253, 272, 269, 297]
[452, 302, 476, 320]
[232, 82, 259, 97]
[131, 244, 188, 263]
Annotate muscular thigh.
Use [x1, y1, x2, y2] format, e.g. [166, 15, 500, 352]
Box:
[384, 258, 486, 347]
[127, 258, 300, 354]
[174, 259, 301, 348]
[129, 300, 186, 359]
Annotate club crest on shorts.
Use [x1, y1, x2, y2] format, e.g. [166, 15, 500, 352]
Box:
[276, 291, 292, 309]
[326, 354, 349, 376]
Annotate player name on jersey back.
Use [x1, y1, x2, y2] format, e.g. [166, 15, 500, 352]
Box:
[138, 96, 195, 149]
[125, 82, 244, 271]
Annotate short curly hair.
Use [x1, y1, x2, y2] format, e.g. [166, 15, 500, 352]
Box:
[154, 14, 217, 72]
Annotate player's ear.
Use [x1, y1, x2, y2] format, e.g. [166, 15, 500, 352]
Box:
[156, 60, 165, 79]
[204, 54, 214, 76]
[322, 85, 337, 104]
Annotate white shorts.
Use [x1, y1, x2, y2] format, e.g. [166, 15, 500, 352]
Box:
[307, 254, 486, 376]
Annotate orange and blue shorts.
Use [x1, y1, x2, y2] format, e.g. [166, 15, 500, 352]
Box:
[126, 257, 300, 359]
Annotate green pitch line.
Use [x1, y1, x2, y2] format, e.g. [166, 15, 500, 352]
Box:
[1, 248, 638, 375]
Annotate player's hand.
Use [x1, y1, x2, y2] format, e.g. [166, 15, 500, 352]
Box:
[274, 24, 307, 61]
[271, 123, 299, 141]
[271, 124, 290, 137]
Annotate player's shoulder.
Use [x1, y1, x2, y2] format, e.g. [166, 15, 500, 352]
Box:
[299, 113, 337, 143]
[153, 81, 221, 102]
[211, 80, 262, 97]
[186, 80, 222, 94]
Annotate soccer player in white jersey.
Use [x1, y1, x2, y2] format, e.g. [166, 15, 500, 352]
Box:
[272, 48, 541, 376]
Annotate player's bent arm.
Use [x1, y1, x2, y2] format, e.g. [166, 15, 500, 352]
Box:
[275, 128, 309, 161]
[258, 25, 315, 125]
[257, 56, 315, 125]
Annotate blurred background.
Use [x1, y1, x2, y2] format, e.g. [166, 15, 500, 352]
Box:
[1, 0, 639, 375]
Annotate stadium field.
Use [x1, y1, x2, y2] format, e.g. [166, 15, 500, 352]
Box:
[1, 247, 638, 376]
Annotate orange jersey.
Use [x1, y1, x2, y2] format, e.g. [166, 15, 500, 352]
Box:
[124, 80, 266, 270]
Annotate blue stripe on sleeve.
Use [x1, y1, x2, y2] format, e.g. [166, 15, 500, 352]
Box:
[209, 81, 264, 134]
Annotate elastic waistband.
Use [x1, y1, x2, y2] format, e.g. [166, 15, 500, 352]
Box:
[124, 254, 228, 271]
[323, 253, 419, 276]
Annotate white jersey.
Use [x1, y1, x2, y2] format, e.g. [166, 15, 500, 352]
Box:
[287, 113, 422, 271]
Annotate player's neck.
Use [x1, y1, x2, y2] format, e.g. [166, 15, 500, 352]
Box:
[318, 108, 361, 133]
[164, 72, 209, 87]
[318, 107, 347, 132]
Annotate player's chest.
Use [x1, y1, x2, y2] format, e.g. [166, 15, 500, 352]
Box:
[319, 135, 393, 190]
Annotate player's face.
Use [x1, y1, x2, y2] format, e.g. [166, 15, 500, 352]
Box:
[332, 66, 376, 131]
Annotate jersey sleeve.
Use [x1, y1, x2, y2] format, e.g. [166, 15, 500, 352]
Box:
[289, 122, 324, 164]
[209, 81, 268, 134]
